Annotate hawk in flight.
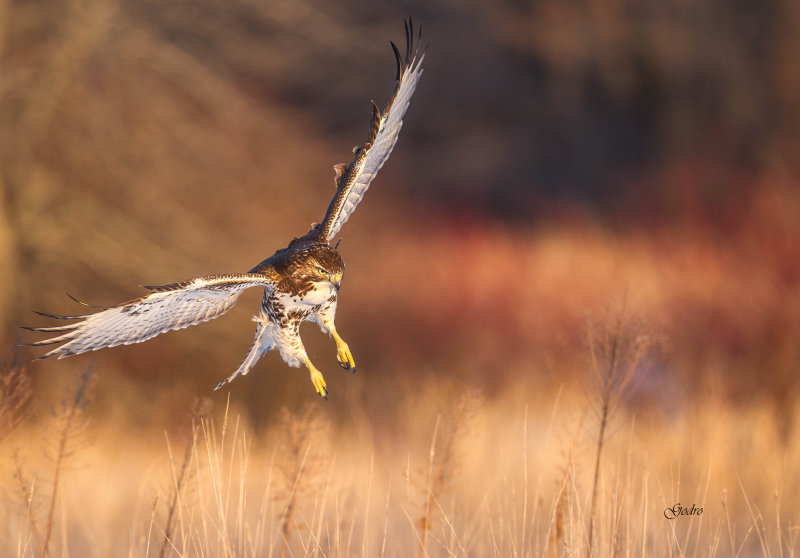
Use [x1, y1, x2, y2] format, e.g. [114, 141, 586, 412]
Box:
[24, 21, 425, 399]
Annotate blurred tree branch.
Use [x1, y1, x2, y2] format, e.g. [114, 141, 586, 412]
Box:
[0, 0, 116, 317]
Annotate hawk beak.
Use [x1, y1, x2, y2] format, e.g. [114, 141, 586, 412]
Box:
[331, 272, 342, 290]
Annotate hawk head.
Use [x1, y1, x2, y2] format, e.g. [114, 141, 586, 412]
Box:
[279, 242, 345, 290]
[306, 243, 345, 288]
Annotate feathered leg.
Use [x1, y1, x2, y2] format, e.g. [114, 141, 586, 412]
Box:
[272, 318, 328, 399]
[311, 299, 356, 373]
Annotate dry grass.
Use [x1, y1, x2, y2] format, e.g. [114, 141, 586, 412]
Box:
[2, 346, 798, 558]
[584, 299, 650, 557]
[2, 1, 799, 556]
[0, 351, 33, 444]
[8, 367, 93, 558]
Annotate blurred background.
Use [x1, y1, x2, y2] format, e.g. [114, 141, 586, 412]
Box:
[1, 0, 798, 429]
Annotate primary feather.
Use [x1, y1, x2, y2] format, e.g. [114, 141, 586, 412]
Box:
[318, 20, 426, 242]
[26, 275, 274, 359]
[25, 21, 425, 398]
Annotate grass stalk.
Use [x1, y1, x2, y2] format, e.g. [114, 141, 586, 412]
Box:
[586, 297, 649, 558]
[41, 367, 93, 558]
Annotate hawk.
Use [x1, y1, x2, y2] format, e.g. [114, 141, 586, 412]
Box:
[23, 21, 425, 399]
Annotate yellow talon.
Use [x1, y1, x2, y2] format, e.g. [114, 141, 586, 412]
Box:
[302, 356, 328, 399]
[327, 327, 356, 373]
[336, 340, 356, 373]
[310, 368, 328, 399]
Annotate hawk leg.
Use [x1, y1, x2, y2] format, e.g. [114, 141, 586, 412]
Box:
[269, 312, 330, 399]
[313, 307, 356, 374]
[331, 329, 356, 373]
[302, 355, 328, 400]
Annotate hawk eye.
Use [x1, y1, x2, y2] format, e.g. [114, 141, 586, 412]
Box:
[316, 266, 327, 274]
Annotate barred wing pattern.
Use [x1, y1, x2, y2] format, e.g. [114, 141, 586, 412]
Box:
[25, 275, 274, 359]
[22, 21, 426, 399]
[319, 20, 426, 242]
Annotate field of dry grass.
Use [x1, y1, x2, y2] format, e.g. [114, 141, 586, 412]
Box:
[6, 200, 799, 556]
[2, 0, 800, 556]
[3, 250, 800, 558]
[2, 353, 799, 557]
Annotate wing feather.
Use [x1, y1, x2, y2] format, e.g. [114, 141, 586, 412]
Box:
[24, 274, 275, 359]
[318, 19, 426, 242]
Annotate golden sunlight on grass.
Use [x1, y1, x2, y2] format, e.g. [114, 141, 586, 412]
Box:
[3, 341, 799, 557]
[3, 1, 800, 556]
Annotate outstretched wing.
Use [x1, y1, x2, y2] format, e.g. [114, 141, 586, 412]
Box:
[317, 20, 426, 243]
[24, 274, 275, 359]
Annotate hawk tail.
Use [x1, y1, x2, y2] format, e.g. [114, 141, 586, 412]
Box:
[214, 318, 275, 390]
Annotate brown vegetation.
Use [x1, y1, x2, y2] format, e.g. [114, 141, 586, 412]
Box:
[1, 0, 799, 556]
